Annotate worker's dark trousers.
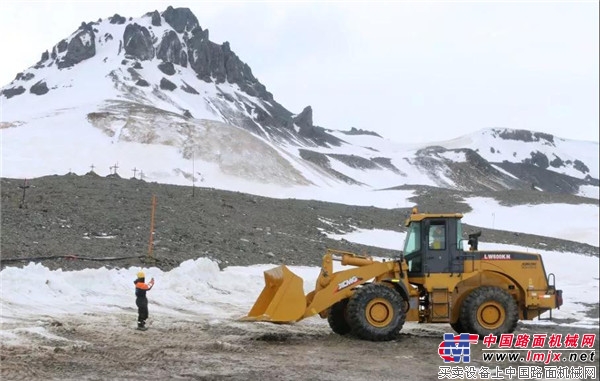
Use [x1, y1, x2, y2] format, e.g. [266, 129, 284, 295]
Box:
[136, 297, 148, 327]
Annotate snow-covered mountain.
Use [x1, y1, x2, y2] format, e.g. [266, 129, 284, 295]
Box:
[1, 6, 598, 198]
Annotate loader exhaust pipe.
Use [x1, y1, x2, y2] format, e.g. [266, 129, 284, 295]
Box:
[241, 265, 307, 323]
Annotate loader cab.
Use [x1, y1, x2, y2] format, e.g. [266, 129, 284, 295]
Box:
[403, 209, 464, 276]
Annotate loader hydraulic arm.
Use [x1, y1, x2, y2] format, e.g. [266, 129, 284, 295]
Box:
[305, 250, 401, 319]
[315, 249, 380, 290]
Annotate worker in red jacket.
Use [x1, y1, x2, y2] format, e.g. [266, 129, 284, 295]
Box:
[134, 271, 155, 330]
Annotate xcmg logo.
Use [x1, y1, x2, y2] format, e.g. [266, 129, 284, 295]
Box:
[335, 276, 362, 292]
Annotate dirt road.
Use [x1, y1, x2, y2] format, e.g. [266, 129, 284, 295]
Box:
[2, 312, 598, 381]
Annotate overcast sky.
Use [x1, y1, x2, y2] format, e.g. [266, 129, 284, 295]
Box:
[0, 1, 598, 143]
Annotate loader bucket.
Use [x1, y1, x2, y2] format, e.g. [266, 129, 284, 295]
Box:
[242, 265, 307, 323]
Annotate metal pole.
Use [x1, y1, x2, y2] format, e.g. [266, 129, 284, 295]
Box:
[19, 179, 30, 209]
[192, 151, 195, 197]
[148, 195, 157, 258]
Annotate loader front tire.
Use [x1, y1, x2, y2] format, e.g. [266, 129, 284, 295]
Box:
[450, 320, 466, 334]
[328, 298, 351, 335]
[347, 284, 405, 341]
[460, 286, 518, 338]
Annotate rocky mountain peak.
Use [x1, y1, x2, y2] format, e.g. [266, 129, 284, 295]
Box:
[0, 6, 347, 149]
[5, 6, 273, 101]
[162, 6, 199, 33]
[294, 106, 313, 131]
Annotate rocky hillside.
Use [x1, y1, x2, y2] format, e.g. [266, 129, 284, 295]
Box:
[1, 175, 596, 272]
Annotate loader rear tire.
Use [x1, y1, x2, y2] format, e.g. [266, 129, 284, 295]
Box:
[328, 298, 351, 335]
[460, 286, 518, 338]
[347, 284, 405, 341]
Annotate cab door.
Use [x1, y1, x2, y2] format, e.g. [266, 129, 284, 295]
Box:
[423, 219, 462, 274]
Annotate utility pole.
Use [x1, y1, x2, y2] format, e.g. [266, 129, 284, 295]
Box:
[113, 162, 119, 175]
[18, 179, 30, 209]
[192, 151, 195, 197]
[147, 195, 157, 259]
[90, 164, 95, 172]
[132, 167, 138, 179]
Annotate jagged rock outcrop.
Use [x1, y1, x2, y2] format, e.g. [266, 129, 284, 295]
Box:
[15, 72, 35, 81]
[30, 81, 49, 95]
[57, 39, 68, 53]
[162, 6, 199, 33]
[150, 10, 161, 26]
[160, 78, 176, 91]
[286, 106, 342, 147]
[158, 62, 176, 75]
[156, 31, 182, 64]
[343, 127, 382, 137]
[550, 154, 564, 169]
[573, 160, 590, 174]
[123, 23, 154, 61]
[180, 82, 199, 94]
[1, 86, 26, 99]
[186, 28, 220, 82]
[222, 41, 250, 85]
[57, 27, 96, 69]
[109, 14, 126, 24]
[494, 128, 555, 145]
[184, 33, 271, 100]
[294, 106, 314, 135]
[523, 151, 549, 169]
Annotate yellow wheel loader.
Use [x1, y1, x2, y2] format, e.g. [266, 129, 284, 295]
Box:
[243, 208, 563, 341]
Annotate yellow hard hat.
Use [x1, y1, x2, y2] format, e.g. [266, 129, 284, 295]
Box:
[137, 271, 145, 278]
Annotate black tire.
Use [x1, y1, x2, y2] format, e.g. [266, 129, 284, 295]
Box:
[460, 286, 518, 338]
[346, 283, 405, 341]
[327, 298, 351, 335]
[450, 320, 466, 334]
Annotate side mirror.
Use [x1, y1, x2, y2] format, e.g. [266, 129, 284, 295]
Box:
[467, 231, 482, 251]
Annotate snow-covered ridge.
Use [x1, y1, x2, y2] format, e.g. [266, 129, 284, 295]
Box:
[1, 7, 598, 198]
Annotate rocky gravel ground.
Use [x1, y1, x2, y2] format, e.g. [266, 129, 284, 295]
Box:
[2, 313, 598, 381]
[1, 174, 598, 272]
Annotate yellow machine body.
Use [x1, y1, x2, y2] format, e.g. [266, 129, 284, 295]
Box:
[243, 208, 562, 341]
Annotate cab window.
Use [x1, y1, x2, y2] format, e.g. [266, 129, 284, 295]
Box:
[403, 222, 421, 255]
[404, 222, 422, 272]
[429, 223, 446, 250]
